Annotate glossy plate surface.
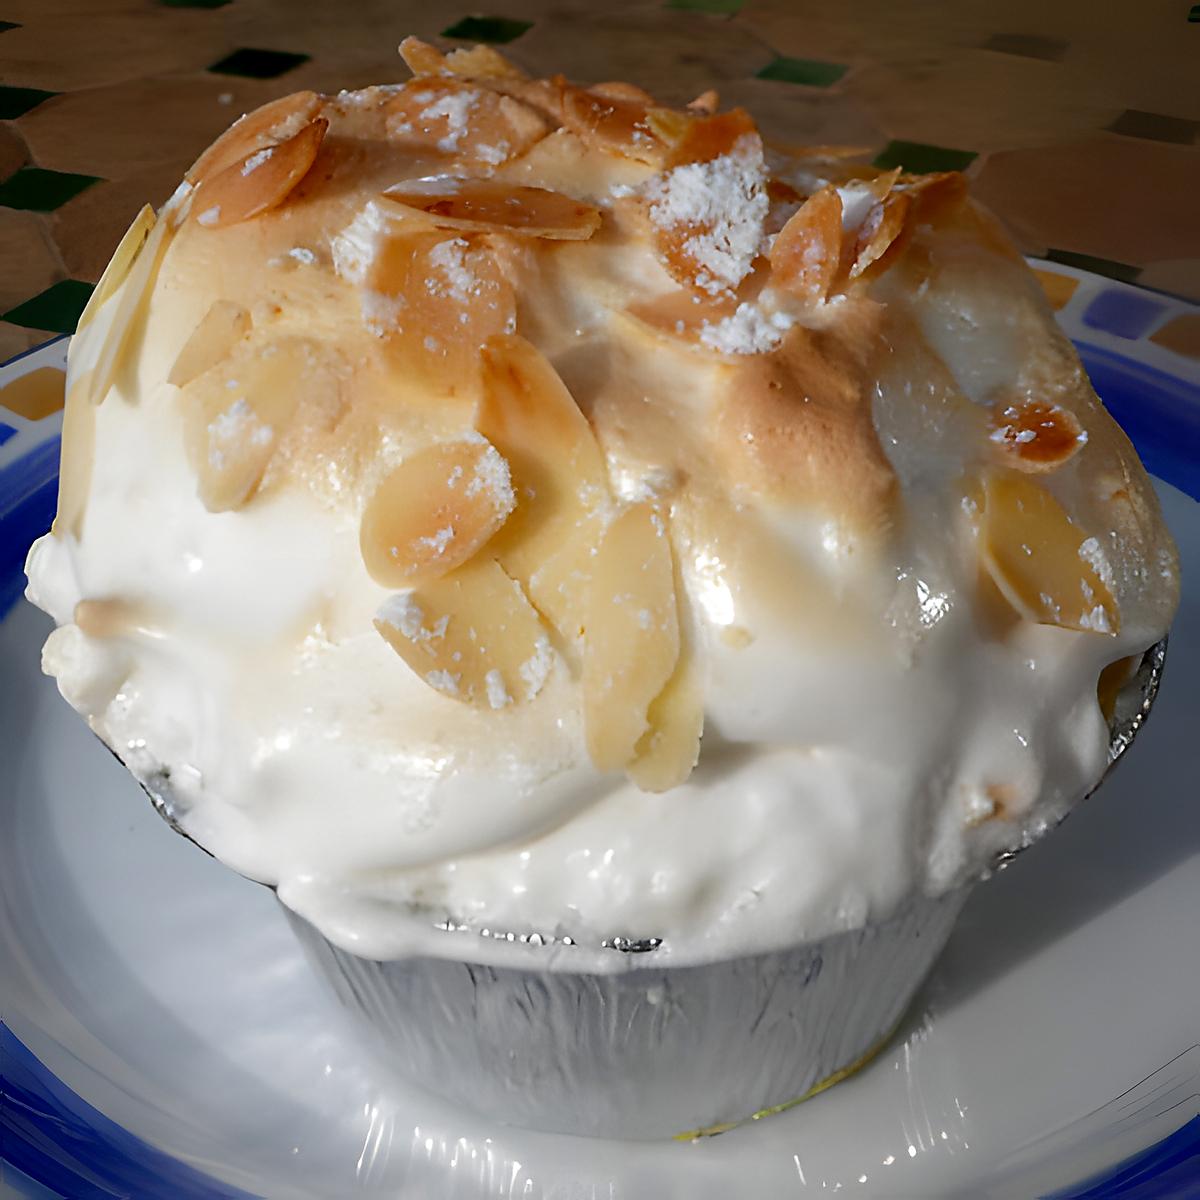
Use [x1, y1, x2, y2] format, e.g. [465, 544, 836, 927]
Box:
[2, 263, 1198, 1197]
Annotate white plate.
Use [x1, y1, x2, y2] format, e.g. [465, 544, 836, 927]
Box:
[2, 265, 1199, 1199]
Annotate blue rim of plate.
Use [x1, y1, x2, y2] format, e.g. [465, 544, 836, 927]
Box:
[1, 263, 1199, 1198]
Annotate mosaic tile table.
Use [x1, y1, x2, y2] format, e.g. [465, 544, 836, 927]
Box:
[1, 0, 1198, 368]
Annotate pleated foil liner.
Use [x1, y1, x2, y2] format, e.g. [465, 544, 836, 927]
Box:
[283, 886, 969, 1140]
[139, 640, 1165, 1140]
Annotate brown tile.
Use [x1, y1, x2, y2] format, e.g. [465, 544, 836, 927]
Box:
[0, 123, 29, 182]
[715, 77, 884, 151]
[52, 165, 186, 284]
[847, 52, 1114, 154]
[1147, 312, 1200, 357]
[981, 33, 1068, 62]
[0, 209, 62, 313]
[18, 74, 266, 179]
[0, 4, 230, 92]
[971, 139, 1200, 268]
[1149, 313, 1200, 359]
[1030, 267, 1079, 310]
[0, 320, 50, 365]
[0, 364, 65, 420]
[1138, 260, 1200, 304]
[516, 9, 772, 104]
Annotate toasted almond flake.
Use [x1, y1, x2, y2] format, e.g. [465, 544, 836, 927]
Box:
[76, 205, 155, 333]
[384, 78, 547, 167]
[989, 399, 1086, 472]
[192, 117, 327, 229]
[562, 86, 665, 165]
[380, 176, 601, 240]
[769, 185, 843, 303]
[187, 91, 322, 184]
[977, 470, 1120, 635]
[398, 36, 451, 77]
[444, 43, 527, 80]
[687, 89, 720, 116]
[643, 110, 767, 298]
[849, 190, 911, 279]
[360, 438, 515, 586]
[477, 334, 610, 640]
[362, 228, 515, 397]
[627, 650, 703, 792]
[623, 288, 737, 345]
[167, 300, 252, 387]
[374, 557, 553, 707]
[180, 338, 311, 511]
[87, 211, 173, 406]
[583, 503, 680, 771]
[52, 377, 96, 538]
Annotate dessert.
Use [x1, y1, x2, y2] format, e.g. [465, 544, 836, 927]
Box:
[24, 39, 1178, 1137]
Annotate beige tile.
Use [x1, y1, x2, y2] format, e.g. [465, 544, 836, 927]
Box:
[0, 211, 62, 313]
[716, 78, 884, 151]
[18, 74, 267, 179]
[0, 321, 51, 366]
[0, 125, 29, 183]
[1149, 312, 1200, 359]
[1138, 260, 1200, 304]
[0, 5, 229, 92]
[972, 138, 1200, 269]
[517, 9, 772, 104]
[52, 165, 186, 284]
[0, 364, 66, 420]
[848, 52, 1116, 154]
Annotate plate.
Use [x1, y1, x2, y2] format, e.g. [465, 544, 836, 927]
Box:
[2, 264, 1199, 1199]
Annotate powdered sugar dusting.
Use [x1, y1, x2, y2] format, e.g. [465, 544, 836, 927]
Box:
[465, 443, 515, 516]
[241, 147, 275, 176]
[699, 301, 794, 354]
[518, 635, 554, 698]
[421, 90, 480, 153]
[643, 134, 768, 296]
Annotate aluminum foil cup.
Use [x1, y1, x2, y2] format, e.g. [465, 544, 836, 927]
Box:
[144, 641, 1166, 1140]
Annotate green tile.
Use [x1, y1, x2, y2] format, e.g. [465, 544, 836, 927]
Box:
[0, 84, 57, 120]
[1045, 248, 1141, 285]
[440, 16, 533, 43]
[0, 167, 102, 213]
[1107, 108, 1199, 145]
[872, 140, 977, 174]
[3, 280, 95, 333]
[755, 56, 848, 88]
[1190, 4, 1200, 20]
[159, 0, 231, 6]
[209, 47, 310, 78]
[667, 0, 743, 13]
[0, 20, 20, 32]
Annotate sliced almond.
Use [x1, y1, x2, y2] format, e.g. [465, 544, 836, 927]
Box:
[76, 205, 156, 333]
[562, 85, 663, 164]
[380, 176, 601, 240]
[187, 91, 322, 184]
[989, 399, 1086, 473]
[591, 81, 657, 105]
[382, 76, 548, 167]
[375, 557, 554, 707]
[53, 377, 96, 538]
[364, 230, 515, 398]
[849, 190, 911, 280]
[978, 470, 1120, 635]
[645, 108, 766, 299]
[477, 334, 610, 639]
[627, 651, 703, 792]
[1098, 655, 1139, 723]
[398, 36, 450, 77]
[444, 43, 527, 81]
[192, 117, 327, 229]
[360, 437, 515, 587]
[167, 300, 252, 387]
[180, 338, 310, 511]
[87, 211, 173, 406]
[769, 185, 843, 303]
[582, 503, 680, 771]
[623, 288, 738, 347]
[687, 89, 720, 116]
